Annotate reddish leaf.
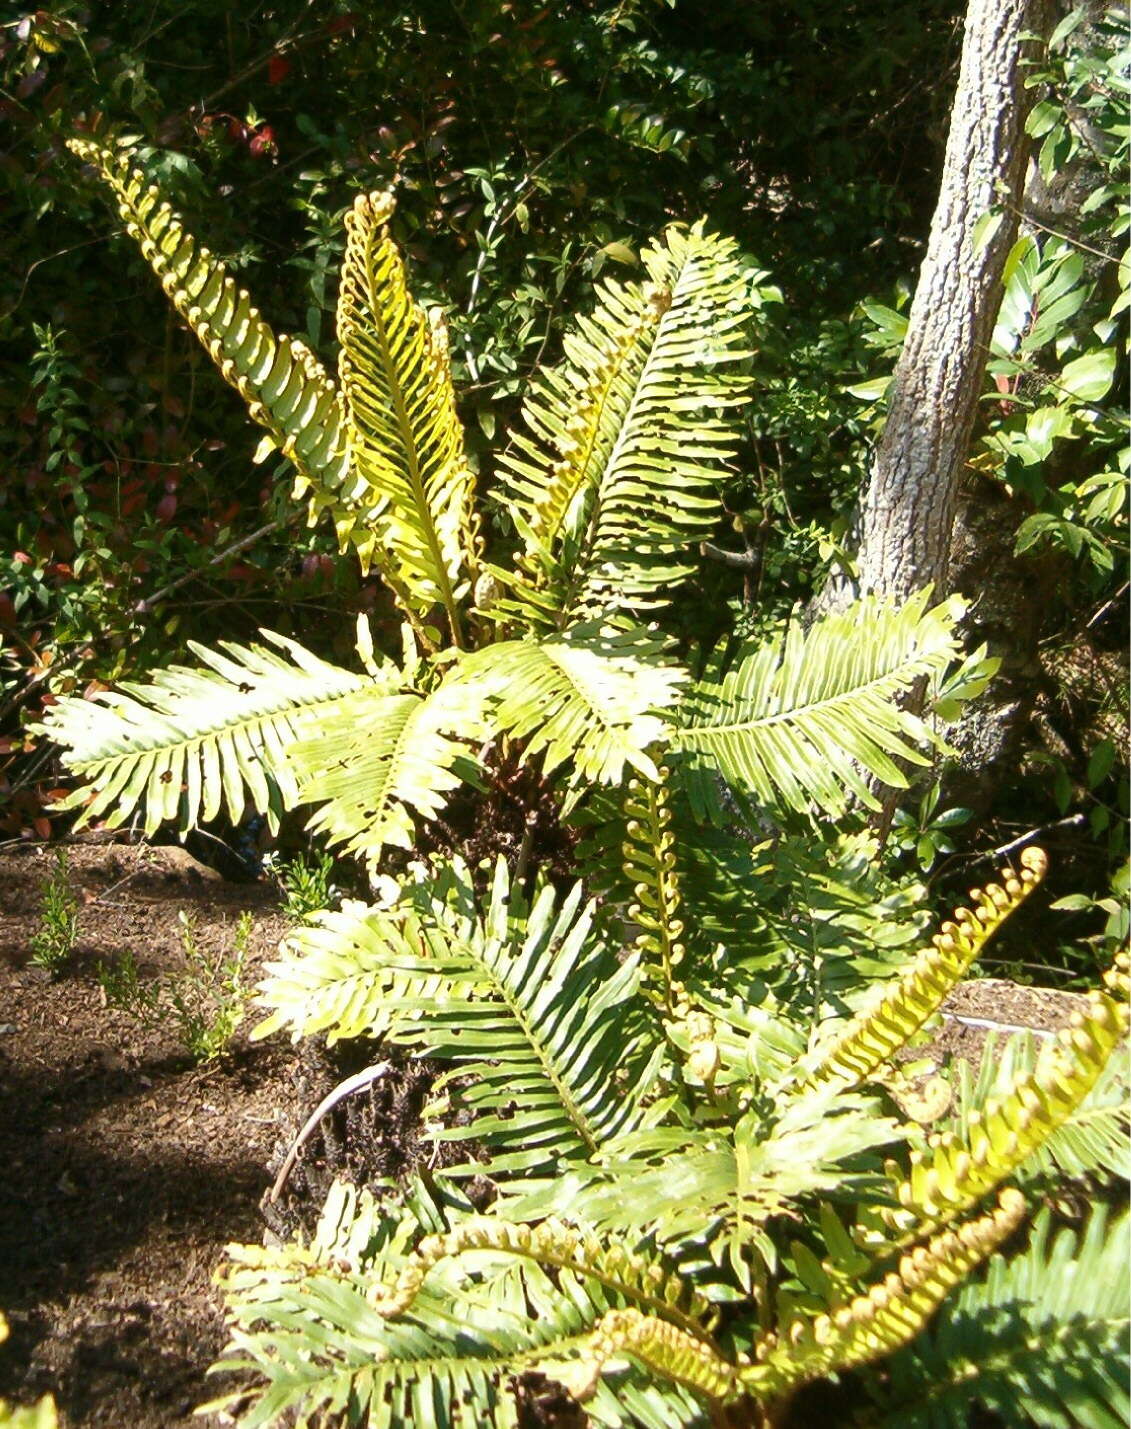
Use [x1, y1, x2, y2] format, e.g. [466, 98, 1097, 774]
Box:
[249, 125, 277, 157]
[268, 55, 291, 84]
[155, 492, 178, 522]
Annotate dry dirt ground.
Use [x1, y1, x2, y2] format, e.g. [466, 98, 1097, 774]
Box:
[0, 838, 1096, 1429]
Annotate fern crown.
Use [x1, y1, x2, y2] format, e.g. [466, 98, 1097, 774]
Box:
[46, 139, 969, 864]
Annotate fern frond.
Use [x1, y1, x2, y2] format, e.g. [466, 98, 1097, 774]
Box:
[208, 1181, 609, 1429]
[36, 632, 378, 835]
[791, 848, 1047, 1095]
[369, 1217, 718, 1342]
[947, 1027, 1131, 1184]
[405, 862, 663, 1175]
[451, 625, 685, 789]
[740, 1188, 1029, 1402]
[337, 193, 476, 640]
[878, 953, 1129, 1242]
[67, 139, 352, 534]
[254, 861, 662, 1176]
[620, 770, 689, 1014]
[521, 1085, 901, 1292]
[285, 680, 483, 865]
[878, 1204, 1131, 1429]
[671, 590, 963, 816]
[251, 897, 428, 1046]
[497, 224, 758, 628]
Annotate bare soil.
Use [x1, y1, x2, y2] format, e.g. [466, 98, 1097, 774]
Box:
[0, 839, 1096, 1428]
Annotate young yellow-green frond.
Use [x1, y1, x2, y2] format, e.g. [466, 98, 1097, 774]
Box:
[369, 1216, 717, 1341]
[284, 679, 484, 866]
[880, 953, 1129, 1241]
[563, 1307, 741, 1405]
[740, 1189, 1028, 1403]
[67, 139, 350, 524]
[792, 848, 1047, 1095]
[337, 192, 477, 643]
[621, 771, 689, 1013]
[35, 632, 379, 835]
[673, 590, 963, 817]
[947, 1021, 1131, 1183]
[450, 625, 685, 789]
[497, 224, 759, 629]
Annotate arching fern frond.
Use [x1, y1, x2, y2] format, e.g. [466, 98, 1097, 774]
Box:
[255, 860, 664, 1177]
[876, 955, 1129, 1244]
[369, 1216, 718, 1339]
[337, 193, 477, 640]
[497, 224, 761, 629]
[207, 1180, 615, 1429]
[517, 1084, 901, 1291]
[67, 139, 353, 539]
[877, 1204, 1131, 1429]
[791, 848, 1047, 1095]
[451, 625, 685, 790]
[671, 590, 963, 817]
[740, 1189, 1028, 1403]
[946, 1025, 1131, 1184]
[37, 631, 379, 834]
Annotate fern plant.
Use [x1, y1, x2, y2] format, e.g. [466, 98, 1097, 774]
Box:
[43, 136, 965, 872]
[36, 140, 1129, 1428]
[206, 849, 1128, 1428]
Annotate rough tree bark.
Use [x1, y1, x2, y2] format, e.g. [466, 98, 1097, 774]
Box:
[815, 0, 1052, 616]
[941, 0, 1114, 814]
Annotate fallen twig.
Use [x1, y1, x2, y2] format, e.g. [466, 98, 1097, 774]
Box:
[269, 1061, 391, 1203]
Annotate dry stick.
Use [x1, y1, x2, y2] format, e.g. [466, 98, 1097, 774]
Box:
[134, 519, 282, 614]
[699, 541, 760, 570]
[939, 1012, 1055, 1039]
[988, 812, 1086, 859]
[269, 1061, 391, 1203]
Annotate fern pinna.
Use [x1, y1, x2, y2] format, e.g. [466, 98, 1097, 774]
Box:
[38, 139, 1130, 1428]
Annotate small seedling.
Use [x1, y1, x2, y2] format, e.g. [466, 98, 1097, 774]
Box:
[29, 848, 79, 974]
[263, 848, 340, 919]
[98, 910, 253, 1063]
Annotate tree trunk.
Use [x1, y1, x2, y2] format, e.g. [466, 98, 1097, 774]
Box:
[815, 0, 1051, 616]
[940, 0, 1113, 815]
